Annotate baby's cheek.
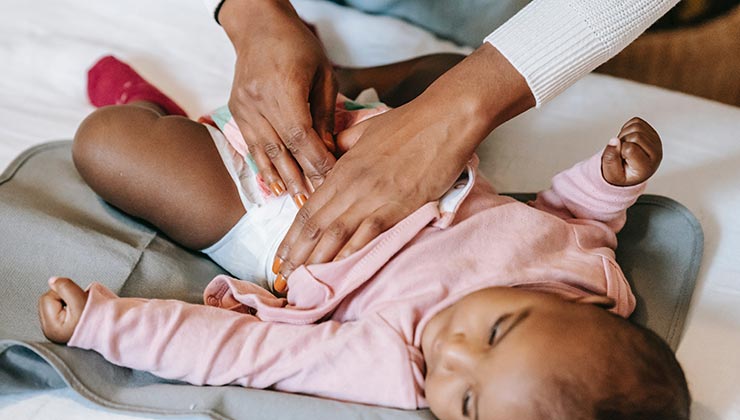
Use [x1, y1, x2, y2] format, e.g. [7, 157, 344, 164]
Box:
[424, 371, 456, 420]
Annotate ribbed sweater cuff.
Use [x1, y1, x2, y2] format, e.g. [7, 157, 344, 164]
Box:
[484, 0, 679, 107]
[485, 1, 605, 107]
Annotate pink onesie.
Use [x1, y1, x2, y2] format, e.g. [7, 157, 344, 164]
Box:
[68, 150, 643, 409]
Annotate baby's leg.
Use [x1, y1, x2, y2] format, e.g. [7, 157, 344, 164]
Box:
[73, 102, 244, 250]
[336, 53, 465, 106]
[72, 53, 463, 252]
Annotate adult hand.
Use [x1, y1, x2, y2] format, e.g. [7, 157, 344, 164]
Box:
[220, 0, 337, 203]
[273, 45, 536, 291]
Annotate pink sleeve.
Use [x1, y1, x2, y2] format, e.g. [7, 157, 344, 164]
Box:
[68, 283, 424, 409]
[529, 149, 646, 233]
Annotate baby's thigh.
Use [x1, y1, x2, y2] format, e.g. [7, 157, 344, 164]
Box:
[73, 105, 244, 250]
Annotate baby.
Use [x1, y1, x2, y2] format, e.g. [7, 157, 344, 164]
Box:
[38, 57, 689, 419]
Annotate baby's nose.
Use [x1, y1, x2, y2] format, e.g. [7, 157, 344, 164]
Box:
[437, 333, 482, 373]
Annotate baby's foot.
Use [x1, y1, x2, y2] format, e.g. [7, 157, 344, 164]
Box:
[38, 277, 88, 344]
[87, 55, 187, 117]
[601, 117, 663, 186]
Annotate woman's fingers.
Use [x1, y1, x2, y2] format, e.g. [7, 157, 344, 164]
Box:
[304, 201, 383, 266]
[275, 189, 407, 282]
[234, 82, 337, 196]
[272, 44, 528, 289]
[224, 1, 338, 195]
[247, 114, 306, 198]
[280, 200, 404, 276]
[272, 96, 476, 292]
[269, 88, 337, 189]
[274, 182, 338, 277]
[235, 114, 289, 197]
[334, 204, 400, 261]
[309, 68, 339, 153]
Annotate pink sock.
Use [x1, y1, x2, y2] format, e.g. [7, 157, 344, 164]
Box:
[87, 55, 187, 117]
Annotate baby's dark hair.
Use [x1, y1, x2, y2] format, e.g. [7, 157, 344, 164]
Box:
[535, 315, 690, 420]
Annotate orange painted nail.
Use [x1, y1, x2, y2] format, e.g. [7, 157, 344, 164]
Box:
[269, 181, 286, 197]
[322, 131, 336, 153]
[272, 256, 283, 275]
[274, 273, 287, 293]
[293, 193, 307, 208]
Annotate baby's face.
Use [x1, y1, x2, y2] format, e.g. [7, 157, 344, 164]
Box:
[422, 287, 618, 420]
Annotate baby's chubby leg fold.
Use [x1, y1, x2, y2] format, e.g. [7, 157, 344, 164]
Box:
[72, 104, 245, 250]
[73, 55, 246, 250]
[38, 277, 88, 345]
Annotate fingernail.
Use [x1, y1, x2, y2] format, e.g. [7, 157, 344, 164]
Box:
[48, 277, 59, 287]
[270, 181, 286, 197]
[272, 256, 283, 275]
[323, 131, 336, 152]
[608, 137, 620, 147]
[274, 273, 287, 294]
[293, 193, 307, 208]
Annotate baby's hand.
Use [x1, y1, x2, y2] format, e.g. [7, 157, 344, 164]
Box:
[601, 117, 663, 186]
[38, 277, 88, 344]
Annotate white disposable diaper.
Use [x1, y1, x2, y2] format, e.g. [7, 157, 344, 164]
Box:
[201, 194, 296, 291]
[201, 125, 298, 291]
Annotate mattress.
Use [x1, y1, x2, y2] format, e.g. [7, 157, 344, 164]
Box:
[1, 0, 739, 419]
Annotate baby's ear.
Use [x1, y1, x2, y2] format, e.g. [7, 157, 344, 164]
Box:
[571, 295, 616, 310]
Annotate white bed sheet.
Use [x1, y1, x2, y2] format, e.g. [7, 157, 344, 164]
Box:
[1, 0, 738, 419]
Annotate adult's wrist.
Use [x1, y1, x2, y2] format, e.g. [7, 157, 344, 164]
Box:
[414, 43, 535, 160]
[219, 0, 295, 48]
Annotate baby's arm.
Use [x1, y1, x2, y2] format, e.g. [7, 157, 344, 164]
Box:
[38, 277, 417, 407]
[530, 118, 662, 232]
[39, 277, 333, 386]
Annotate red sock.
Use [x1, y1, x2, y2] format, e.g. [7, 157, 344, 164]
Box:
[87, 55, 187, 117]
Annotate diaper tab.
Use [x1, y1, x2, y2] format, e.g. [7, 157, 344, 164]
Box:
[432, 155, 479, 229]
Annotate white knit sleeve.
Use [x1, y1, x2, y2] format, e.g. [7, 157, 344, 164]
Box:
[484, 0, 679, 107]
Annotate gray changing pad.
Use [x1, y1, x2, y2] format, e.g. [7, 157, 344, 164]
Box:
[0, 142, 703, 419]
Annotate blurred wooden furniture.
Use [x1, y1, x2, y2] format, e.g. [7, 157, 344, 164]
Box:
[597, 4, 740, 106]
